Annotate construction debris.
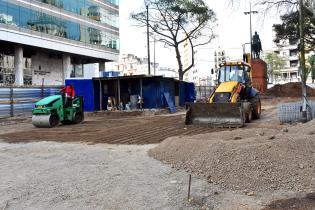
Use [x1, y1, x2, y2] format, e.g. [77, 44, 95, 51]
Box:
[265, 82, 315, 97]
[149, 120, 315, 193]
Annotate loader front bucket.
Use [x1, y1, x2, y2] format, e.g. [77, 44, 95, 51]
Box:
[185, 102, 245, 128]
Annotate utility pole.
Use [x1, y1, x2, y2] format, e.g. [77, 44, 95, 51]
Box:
[153, 36, 156, 75]
[146, 4, 151, 75]
[244, 3, 258, 59]
[299, 0, 307, 122]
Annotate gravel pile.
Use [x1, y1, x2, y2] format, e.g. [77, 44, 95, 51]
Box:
[149, 122, 315, 193]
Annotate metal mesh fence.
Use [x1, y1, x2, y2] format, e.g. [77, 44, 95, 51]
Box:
[278, 100, 315, 123]
[195, 86, 215, 101]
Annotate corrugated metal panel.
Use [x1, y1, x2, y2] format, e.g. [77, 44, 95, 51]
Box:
[0, 87, 61, 118]
[66, 78, 197, 111]
[142, 78, 161, 109]
[184, 82, 196, 103]
[160, 79, 175, 108]
[66, 79, 95, 112]
[0, 104, 11, 118]
[160, 79, 176, 110]
[179, 82, 186, 106]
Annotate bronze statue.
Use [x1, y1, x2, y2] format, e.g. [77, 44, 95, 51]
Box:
[252, 31, 262, 59]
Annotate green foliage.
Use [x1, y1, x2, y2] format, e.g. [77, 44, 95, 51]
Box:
[265, 52, 285, 75]
[273, 7, 315, 52]
[307, 55, 315, 80]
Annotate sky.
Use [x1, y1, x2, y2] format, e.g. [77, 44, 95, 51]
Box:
[119, 0, 281, 72]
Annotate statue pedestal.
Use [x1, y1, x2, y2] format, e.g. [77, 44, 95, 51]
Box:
[251, 59, 268, 93]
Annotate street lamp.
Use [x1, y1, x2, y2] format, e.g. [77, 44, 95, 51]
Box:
[146, 3, 151, 75]
[244, 3, 258, 59]
[150, 33, 157, 75]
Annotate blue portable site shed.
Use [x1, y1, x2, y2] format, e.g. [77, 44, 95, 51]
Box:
[66, 75, 195, 112]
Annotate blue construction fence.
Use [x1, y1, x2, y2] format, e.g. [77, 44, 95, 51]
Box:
[0, 86, 61, 118]
[66, 76, 195, 112]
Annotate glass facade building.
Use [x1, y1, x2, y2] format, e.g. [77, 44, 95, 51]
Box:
[0, 0, 119, 51]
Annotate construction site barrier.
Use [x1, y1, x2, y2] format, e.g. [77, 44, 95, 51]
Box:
[278, 100, 315, 123]
[0, 86, 61, 118]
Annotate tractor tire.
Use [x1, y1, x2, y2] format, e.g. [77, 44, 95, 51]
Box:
[250, 95, 261, 119]
[73, 111, 84, 124]
[49, 114, 60, 127]
[245, 104, 253, 123]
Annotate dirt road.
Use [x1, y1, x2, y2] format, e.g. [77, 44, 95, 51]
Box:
[0, 97, 285, 144]
[0, 114, 226, 144]
[1, 97, 313, 209]
[0, 142, 269, 210]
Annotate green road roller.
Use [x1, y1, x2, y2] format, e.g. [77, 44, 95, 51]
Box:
[32, 95, 84, 128]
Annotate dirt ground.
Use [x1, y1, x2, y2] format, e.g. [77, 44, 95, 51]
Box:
[149, 98, 315, 210]
[0, 114, 226, 144]
[0, 97, 287, 144]
[0, 142, 213, 210]
[2, 142, 312, 210]
[265, 82, 315, 97]
[0, 97, 314, 209]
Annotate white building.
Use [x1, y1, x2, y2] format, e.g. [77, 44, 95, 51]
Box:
[181, 40, 201, 84]
[212, 48, 227, 85]
[105, 54, 178, 79]
[0, 0, 119, 86]
[115, 54, 153, 76]
[157, 67, 178, 79]
[271, 40, 313, 84]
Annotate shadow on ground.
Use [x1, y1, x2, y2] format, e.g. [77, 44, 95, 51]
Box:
[262, 193, 315, 210]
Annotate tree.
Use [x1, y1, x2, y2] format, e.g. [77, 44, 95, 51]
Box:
[263, 0, 310, 121]
[228, 0, 298, 11]
[307, 55, 315, 83]
[273, 7, 315, 52]
[131, 0, 217, 80]
[265, 52, 285, 83]
[230, 0, 311, 121]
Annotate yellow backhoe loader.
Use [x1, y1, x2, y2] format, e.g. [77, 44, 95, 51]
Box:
[185, 61, 261, 127]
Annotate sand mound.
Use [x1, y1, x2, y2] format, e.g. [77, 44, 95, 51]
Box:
[266, 82, 315, 97]
[149, 122, 315, 193]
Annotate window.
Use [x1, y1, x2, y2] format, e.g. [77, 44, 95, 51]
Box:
[33, 0, 119, 27]
[0, 1, 120, 50]
[289, 39, 297, 45]
[291, 72, 297, 79]
[290, 60, 299, 67]
[71, 64, 84, 78]
[218, 65, 248, 83]
[290, 49, 298, 57]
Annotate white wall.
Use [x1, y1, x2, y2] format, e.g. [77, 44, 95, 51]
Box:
[31, 52, 63, 85]
[84, 63, 99, 78]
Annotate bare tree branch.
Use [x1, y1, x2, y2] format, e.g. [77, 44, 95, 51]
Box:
[131, 0, 217, 80]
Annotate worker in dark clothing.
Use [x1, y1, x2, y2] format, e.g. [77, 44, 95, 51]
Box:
[61, 84, 75, 107]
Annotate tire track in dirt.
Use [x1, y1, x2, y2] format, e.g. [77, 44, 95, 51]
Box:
[0, 115, 220, 144]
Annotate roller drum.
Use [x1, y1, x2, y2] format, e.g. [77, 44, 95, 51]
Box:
[32, 114, 59, 128]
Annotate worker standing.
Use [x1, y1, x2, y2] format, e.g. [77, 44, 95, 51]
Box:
[61, 84, 75, 107]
